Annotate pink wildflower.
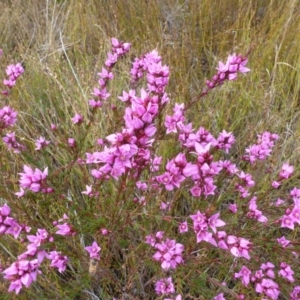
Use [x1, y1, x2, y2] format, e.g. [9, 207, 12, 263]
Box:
[279, 163, 294, 180]
[214, 293, 226, 300]
[71, 113, 84, 125]
[277, 236, 290, 248]
[178, 221, 188, 233]
[19, 165, 49, 193]
[152, 238, 184, 270]
[35, 136, 50, 150]
[85, 241, 101, 260]
[278, 262, 294, 282]
[3, 259, 40, 294]
[235, 266, 251, 286]
[0, 106, 18, 129]
[227, 236, 251, 260]
[155, 277, 175, 295]
[47, 251, 68, 273]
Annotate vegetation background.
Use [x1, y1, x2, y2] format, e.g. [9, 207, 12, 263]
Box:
[0, 0, 300, 299]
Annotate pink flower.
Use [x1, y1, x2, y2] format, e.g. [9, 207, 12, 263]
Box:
[81, 185, 98, 197]
[247, 197, 268, 223]
[160, 201, 171, 211]
[235, 266, 251, 286]
[178, 221, 188, 233]
[3, 217, 22, 239]
[243, 131, 278, 163]
[3, 132, 25, 153]
[216, 130, 235, 153]
[206, 53, 250, 89]
[15, 188, 25, 198]
[271, 181, 280, 189]
[260, 262, 275, 278]
[19, 165, 49, 193]
[111, 38, 131, 56]
[3, 259, 40, 294]
[100, 228, 109, 236]
[155, 277, 175, 295]
[208, 212, 226, 233]
[47, 251, 68, 273]
[0, 204, 11, 216]
[55, 223, 75, 236]
[227, 236, 251, 260]
[68, 138, 76, 147]
[85, 241, 101, 260]
[279, 163, 294, 179]
[89, 99, 102, 108]
[71, 113, 84, 125]
[6, 63, 24, 80]
[255, 278, 280, 300]
[105, 52, 118, 67]
[164, 295, 182, 300]
[280, 215, 295, 230]
[214, 293, 226, 300]
[118, 89, 136, 102]
[278, 262, 294, 282]
[0, 106, 18, 129]
[229, 203, 238, 213]
[98, 67, 113, 80]
[277, 236, 290, 248]
[290, 286, 300, 299]
[35, 136, 50, 150]
[152, 238, 184, 270]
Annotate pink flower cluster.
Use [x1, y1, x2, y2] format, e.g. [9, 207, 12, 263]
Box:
[3, 62, 24, 91]
[0, 205, 69, 294]
[19, 229, 50, 260]
[217, 232, 252, 260]
[47, 251, 69, 273]
[243, 131, 279, 164]
[89, 38, 130, 109]
[54, 214, 76, 237]
[35, 136, 50, 150]
[190, 210, 226, 246]
[272, 162, 294, 188]
[291, 286, 300, 299]
[87, 46, 170, 182]
[131, 49, 170, 94]
[214, 293, 226, 300]
[0, 204, 23, 239]
[247, 196, 268, 223]
[154, 277, 182, 300]
[162, 113, 240, 198]
[206, 53, 250, 89]
[0, 106, 18, 131]
[3, 131, 25, 153]
[71, 113, 84, 125]
[235, 171, 255, 199]
[3, 259, 41, 295]
[18, 165, 52, 195]
[156, 152, 191, 191]
[280, 187, 300, 230]
[165, 103, 185, 134]
[146, 232, 184, 270]
[155, 277, 175, 295]
[235, 262, 296, 299]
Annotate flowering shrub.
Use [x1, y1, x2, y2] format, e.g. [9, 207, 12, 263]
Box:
[0, 38, 299, 299]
